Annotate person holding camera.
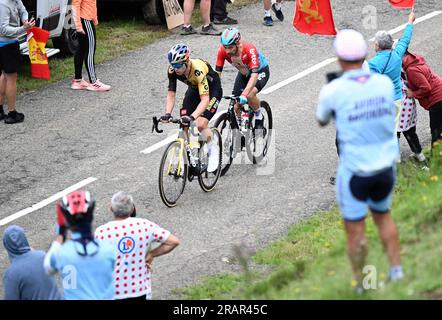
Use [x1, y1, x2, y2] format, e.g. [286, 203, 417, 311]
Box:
[44, 191, 116, 300]
[94, 191, 180, 301]
[317, 30, 403, 293]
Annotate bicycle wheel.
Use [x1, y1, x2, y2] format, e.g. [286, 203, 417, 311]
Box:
[198, 128, 222, 192]
[158, 140, 188, 207]
[246, 101, 273, 164]
[213, 112, 235, 176]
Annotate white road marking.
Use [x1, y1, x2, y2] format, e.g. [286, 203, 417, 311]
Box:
[0, 177, 97, 226]
[140, 134, 177, 154]
[260, 57, 338, 95]
[369, 10, 442, 41]
[141, 11, 442, 152]
[262, 10, 442, 95]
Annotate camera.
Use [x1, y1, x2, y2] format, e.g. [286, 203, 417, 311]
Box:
[326, 71, 343, 83]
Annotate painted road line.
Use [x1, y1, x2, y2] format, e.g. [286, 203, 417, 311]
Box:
[0, 177, 98, 226]
[140, 134, 177, 154]
[260, 57, 338, 95]
[262, 10, 442, 95]
[369, 10, 442, 41]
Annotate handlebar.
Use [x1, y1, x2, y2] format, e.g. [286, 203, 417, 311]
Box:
[223, 95, 240, 102]
[152, 116, 197, 134]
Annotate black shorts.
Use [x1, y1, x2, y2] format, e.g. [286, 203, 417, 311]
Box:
[232, 66, 270, 96]
[180, 82, 223, 121]
[0, 42, 20, 74]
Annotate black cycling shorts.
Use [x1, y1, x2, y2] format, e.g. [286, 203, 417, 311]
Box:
[0, 42, 20, 74]
[180, 81, 223, 121]
[350, 167, 395, 209]
[232, 66, 270, 96]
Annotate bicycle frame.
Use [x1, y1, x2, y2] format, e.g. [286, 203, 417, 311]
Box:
[152, 117, 200, 177]
[223, 95, 255, 132]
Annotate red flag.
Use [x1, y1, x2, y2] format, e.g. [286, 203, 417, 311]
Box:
[26, 27, 50, 80]
[389, 0, 415, 8]
[293, 0, 337, 36]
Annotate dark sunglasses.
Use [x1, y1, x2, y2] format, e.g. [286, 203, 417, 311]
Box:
[171, 62, 185, 69]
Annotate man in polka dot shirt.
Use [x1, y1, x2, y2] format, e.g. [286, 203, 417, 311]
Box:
[95, 191, 180, 300]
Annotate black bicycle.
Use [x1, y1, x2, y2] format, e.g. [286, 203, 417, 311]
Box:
[152, 116, 222, 207]
[213, 96, 273, 176]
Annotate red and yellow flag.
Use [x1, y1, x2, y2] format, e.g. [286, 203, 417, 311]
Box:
[27, 27, 50, 80]
[293, 0, 337, 36]
[389, 0, 415, 8]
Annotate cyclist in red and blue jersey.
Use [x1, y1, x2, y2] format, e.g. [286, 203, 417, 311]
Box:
[216, 28, 270, 128]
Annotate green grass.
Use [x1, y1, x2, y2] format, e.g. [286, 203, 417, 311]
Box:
[182, 145, 442, 300]
[16, 0, 260, 94]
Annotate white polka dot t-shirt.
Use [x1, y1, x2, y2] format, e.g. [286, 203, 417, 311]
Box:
[95, 217, 170, 300]
[398, 78, 417, 132]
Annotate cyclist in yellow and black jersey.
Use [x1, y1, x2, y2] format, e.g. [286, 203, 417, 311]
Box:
[161, 44, 223, 173]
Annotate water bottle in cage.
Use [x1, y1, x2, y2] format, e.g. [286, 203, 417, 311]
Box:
[241, 111, 249, 132]
[188, 141, 200, 167]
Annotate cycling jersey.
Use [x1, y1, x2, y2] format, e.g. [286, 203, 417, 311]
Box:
[44, 233, 116, 300]
[168, 58, 219, 96]
[215, 42, 269, 75]
[95, 217, 171, 300]
[317, 68, 399, 174]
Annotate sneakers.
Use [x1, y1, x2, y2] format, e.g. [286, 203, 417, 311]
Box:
[207, 143, 220, 173]
[413, 152, 426, 162]
[271, 3, 284, 21]
[213, 16, 238, 25]
[263, 16, 273, 26]
[200, 23, 222, 35]
[388, 266, 404, 283]
[180, 25, 197, 35]
[4, 110, 25, 124]
[87, 79, 111, 92]
[0, 106, 4, 121]
[71, 78, 90, 90]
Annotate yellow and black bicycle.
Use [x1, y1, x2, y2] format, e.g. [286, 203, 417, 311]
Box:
[152, 116, 222, 208]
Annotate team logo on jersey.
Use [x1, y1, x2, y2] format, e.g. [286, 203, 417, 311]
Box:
[118, 236, 136, 254]
[195, 70, 201, 77]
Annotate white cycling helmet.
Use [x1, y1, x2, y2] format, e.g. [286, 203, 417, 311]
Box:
[167, 44, 190, 65]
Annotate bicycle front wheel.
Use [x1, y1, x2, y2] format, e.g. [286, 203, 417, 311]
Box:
[213, 112, 235, 176]
[198, 128, 222, 192]
[246, 101, 273, 164]
[158, 140, 188, 207]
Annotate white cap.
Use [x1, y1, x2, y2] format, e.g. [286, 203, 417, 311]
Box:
[333, 29, 368, 61]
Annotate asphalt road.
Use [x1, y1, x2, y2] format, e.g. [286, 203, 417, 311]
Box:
[0, 0, 441, 299]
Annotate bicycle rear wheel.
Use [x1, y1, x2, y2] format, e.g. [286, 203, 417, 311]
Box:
[198, 128, 222, 192]
[158, 141, 188, 207]
[246, 101, 273, 164]
[213, 112, 235, 176]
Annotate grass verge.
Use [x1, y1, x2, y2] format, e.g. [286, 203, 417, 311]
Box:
[181, 145, 442, 299]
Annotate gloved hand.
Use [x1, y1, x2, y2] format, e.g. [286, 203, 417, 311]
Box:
[238, 95, 248, 105]
[160, 113, 172, 123]
[180, 115, 195, 125]
[56, 202, 67, 241]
